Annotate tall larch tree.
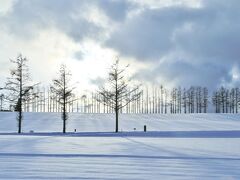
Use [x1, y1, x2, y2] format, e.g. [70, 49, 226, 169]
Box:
[5, 54, 37, 133]
[96, 59, 141, 132]
[51, 64, 75, 133]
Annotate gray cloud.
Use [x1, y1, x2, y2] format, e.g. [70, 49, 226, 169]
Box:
[134, 60, 232, 90]
[1, 0, 240, 91]
[73, 51, 84, 61]
[96, 0, 134, 22]
[90, 77, 106, 87]
[105, 7, 204, 60]
[174, 1, 240, 64]
[0, 0, 104, 41]
[105, 0, 240, 89]
[106, 2, 240, 62]
[0, 0, 137, 42]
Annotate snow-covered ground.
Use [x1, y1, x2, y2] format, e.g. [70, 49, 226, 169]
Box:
[1, 112, 240, 132]
[0, 112, 240, 179]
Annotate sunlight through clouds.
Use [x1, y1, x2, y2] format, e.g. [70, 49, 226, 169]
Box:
[0, 0, 240, 91]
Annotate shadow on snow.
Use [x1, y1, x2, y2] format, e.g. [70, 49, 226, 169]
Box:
[0, 130, 240, 138]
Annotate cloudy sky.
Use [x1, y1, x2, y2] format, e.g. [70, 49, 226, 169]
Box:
[0, 0, 240, 92]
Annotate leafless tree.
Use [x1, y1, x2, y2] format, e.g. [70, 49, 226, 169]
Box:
[51, 64, 75, 133]
[4, 54, 37, 133]
[96, 59, 141, 132]
[0, 93, 4, 111]
[203, 87, 208, 113]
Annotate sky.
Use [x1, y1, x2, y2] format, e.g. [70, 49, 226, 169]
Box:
[0, 0, 240, 93]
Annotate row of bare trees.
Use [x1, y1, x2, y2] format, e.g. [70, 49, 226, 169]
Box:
[0, 55, 141, 133]
[212, 87, 240, 113]
[1, 55, 240, 133]
[0, 55, 76, 133]
[170, 87, 208, 114]
[3, 81, 240, 115]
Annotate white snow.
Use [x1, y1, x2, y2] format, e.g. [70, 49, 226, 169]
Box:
[0, 112, 240, 179]
[1, 112, 240, 133]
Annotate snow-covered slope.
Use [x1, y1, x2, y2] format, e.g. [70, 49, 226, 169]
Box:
[0, 112, 240, 179]
[0, 112, 240, 133]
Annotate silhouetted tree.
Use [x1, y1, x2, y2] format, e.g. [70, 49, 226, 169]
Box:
[203, 87, 208, 113]
[4, 54, 37, 133]
[164, 88, 168, 114]
[177, 87, 182, 113]
[160, 85, 163, 114]
[51, 64, 75, 133]
[183, 88, 187, 113]
[0, 93, 4, 111]
[235, 88, 239, 113]
[96, 59, 141, 132]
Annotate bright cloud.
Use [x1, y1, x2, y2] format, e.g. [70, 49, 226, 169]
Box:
[0, 0, 239, 92]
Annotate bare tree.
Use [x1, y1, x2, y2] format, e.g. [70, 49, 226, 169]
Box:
[177, 87, 182, 113]
[51, 64, 75, 133]
[164, 88, 168, 114]
[160, 85, 164, 114]
[96, 59, 141, 132]
[183, 88, 187, 113]
[4, 54, 37, 133]
[203, 87, 208, 113]
[0, 93, 4, 111]
[235, 88, 239, 113]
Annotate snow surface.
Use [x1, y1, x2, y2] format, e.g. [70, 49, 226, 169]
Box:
[0, 112, 240, 179]
[1, 112, 240, 133]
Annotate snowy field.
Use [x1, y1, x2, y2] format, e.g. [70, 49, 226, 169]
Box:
[0, 112, 240, 179]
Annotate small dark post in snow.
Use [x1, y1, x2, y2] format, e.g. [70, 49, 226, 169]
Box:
[144, 125, 147, 132]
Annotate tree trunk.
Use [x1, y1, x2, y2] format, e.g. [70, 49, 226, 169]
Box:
[63, 72, 66, 133]
[18, 110, 22, 133]
[115, 109, 119, 133]
[63, 111, 66, 133]
[18, 64, 23, 134]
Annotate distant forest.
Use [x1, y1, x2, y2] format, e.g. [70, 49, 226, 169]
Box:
[1, 85, 239, 114]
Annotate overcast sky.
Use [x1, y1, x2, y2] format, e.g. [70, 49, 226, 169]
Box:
[0, 0, 240, 92]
